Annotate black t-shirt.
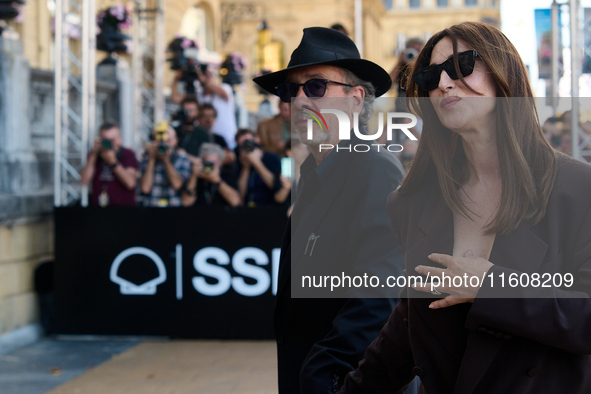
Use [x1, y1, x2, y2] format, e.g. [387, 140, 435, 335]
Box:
[234, 149, 282, 206]
[177, 125, 211, 157]
[194, 164, 238, 206]
[212, 134, 228, 149]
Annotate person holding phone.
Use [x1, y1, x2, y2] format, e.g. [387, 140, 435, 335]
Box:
[274, 161, 292, 206]
[80, 121, 139, 206]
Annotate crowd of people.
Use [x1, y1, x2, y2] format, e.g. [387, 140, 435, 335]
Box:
[76, 20, 591, 394]
[80, 47, 586, 213]
[81, 118, 294, 209]
[80, 47, 305, 209]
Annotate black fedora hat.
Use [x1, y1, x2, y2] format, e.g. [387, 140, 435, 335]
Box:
[253, 27, 392, 98]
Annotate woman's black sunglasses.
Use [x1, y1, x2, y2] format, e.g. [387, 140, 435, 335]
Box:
[275, 79, 354, 103]
[412, 49, 479, 92]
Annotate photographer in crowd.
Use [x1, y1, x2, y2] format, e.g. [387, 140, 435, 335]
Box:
[172, 95, 210, 157]
[235, 129, 282, 206]
[139, 124, 192, 207]
[389, 37, 424, 103]
[196, 66, 238, 150]
[257, 101, 291, 156]
[182, 143, 241, 207]
[198, 103, 236, 165]
[171, 62, 238, 150]
[80, 121, 139, 206]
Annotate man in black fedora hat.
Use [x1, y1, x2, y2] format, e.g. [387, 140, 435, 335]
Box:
[254, 27, 409, 394]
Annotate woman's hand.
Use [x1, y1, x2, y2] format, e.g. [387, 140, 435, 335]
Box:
[412, 250, 493, 309]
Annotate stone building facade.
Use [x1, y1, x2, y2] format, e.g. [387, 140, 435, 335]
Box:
[0, 0, 499, 343]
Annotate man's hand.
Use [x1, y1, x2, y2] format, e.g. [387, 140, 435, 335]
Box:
[80, 137, 102, 185]
[188, 156, 203, 178]
[156, 144, 172, 161]
[280, 175, 292, 190]
[239, 151, 252, 169]
[100, 149, 118, 166]
[145, 141, 158, 160]
[200, 164, 222, 184]
[196, 67, 229, 101]
[92, 137, 102, 155]
[195, 66, 207, 86]
[244, 148, 263, 165]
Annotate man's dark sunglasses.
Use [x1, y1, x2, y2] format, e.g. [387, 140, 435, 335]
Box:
[412, 49, 479, 92]
[275, 79, 354, 103]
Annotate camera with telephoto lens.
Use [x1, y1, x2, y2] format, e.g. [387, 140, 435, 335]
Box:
[170, 108, 191, 129]
[402, 47, 419, 63]
[167, 48, 208, 96]
[154, 121, 169, 156]
[101, 138, 113, 150]
[202, 160, 214, 173]
[240, 139, 259, 154]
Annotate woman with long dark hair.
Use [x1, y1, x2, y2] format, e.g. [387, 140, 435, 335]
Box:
[339, 21, 591, 394]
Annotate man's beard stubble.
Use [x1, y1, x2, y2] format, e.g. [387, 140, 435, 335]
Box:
[292, 106, 330, 147]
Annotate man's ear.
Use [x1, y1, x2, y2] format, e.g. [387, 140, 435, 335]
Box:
[350, 85, 365, 112]
[350, 85, 365, 99]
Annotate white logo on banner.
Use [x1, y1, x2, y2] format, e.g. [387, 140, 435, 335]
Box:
[109, 245, 280, 298]
[110, 247, 167, 295]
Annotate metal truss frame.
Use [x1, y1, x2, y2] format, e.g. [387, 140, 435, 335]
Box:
[132, 0, 164, 148]
[53, 0, 96, 206]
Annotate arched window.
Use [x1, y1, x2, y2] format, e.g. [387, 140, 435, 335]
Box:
[179, 6, 213, 51]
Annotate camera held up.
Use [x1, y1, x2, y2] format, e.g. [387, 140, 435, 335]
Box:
[240, 139, 260, 154]
[202, 160, 215, 173]
[167, 47, 207, 95]
[402, 47, 419, 63]
[154, 121, 169, 156]
[101, 139, 113, 150]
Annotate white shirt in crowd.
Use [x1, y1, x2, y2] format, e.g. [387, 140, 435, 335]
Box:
[197, 83, 238, 150]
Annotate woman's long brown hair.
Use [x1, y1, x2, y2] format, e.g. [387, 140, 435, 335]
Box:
[401, 21, 557, 235]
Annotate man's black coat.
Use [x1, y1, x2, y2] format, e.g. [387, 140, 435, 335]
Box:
[275, 137, 405, 393]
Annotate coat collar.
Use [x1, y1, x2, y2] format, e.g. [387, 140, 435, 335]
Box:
[407, 184, 550, 394]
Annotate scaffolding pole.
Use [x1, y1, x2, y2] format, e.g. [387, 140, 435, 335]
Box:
[551, 1, 559, 112]
[54, 0, 96, 206]
[570, 0, 591, 162]
[571, 0, 581, 160]
[133, 0, 165, 147]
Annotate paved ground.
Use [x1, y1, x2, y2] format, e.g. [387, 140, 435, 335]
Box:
[0, 337, 277, 394]
[0, 337, 140, 394]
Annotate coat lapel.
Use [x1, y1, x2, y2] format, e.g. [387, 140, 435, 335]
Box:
[453, 220, 549, 394]
[276, 149, 354, 297]
[405, 186, 454, 277]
